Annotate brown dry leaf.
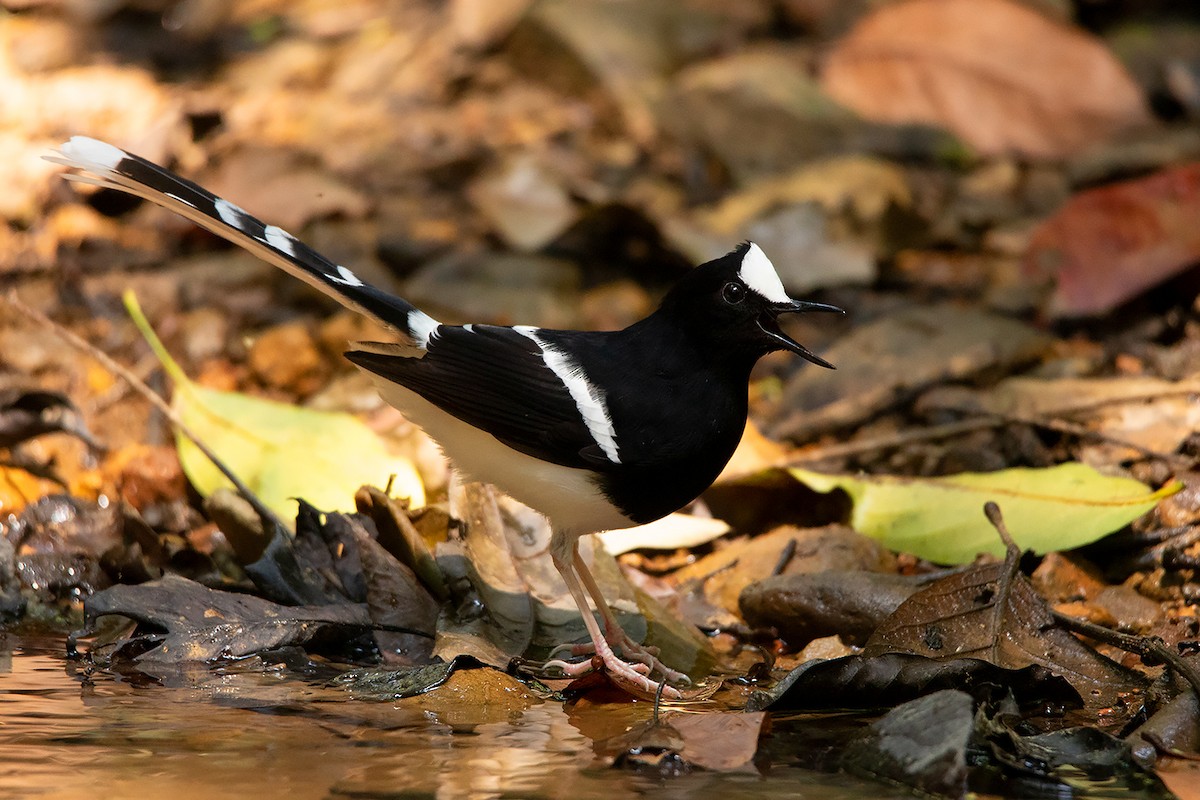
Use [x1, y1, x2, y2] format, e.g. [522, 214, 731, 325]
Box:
[1024, 164, 1200, 317]
[206, 148, 371, 233]
[820, 0, 1150, 158]
[863, 551, 1147, 714]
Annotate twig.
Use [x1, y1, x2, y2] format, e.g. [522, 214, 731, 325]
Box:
[1051, 609, 1200, 703]
[770, 537, 798, 576]
[788, 391, 1200, 468]
[983, 502, 1023, 666]
[789, 419, 991, 464]
[4, 291, 287, 532]
[983, 500, 1200, 706]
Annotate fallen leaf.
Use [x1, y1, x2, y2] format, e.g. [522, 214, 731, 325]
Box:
[1024, 164, 1200, 317]
[341, 511, 440, 666]
[863, 544, 1147, 714]
[0, 384, 96, 449]
[749, 655, 1079, 712]
[977, 702, 1172, 797]
[335, 655, 492, 700]
[125, 291, 424, 522]
[791, 463, 1180, 563]
[602, 711, 766, 771]
[595, 512, 729, 556]
[821, 0, 1150, 158]
[82, 573, 371, 663]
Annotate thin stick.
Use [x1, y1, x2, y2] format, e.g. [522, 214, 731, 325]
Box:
[790, 400, 1198, 468]
[4, 291, 287, 532]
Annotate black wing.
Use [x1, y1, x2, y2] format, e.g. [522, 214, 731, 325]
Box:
[346, 325, 611, 470]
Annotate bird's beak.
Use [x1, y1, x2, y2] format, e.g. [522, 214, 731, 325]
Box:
[759, 299, 843, 369]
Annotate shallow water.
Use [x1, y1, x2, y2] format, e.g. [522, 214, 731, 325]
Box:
[0, 635, 898, 800]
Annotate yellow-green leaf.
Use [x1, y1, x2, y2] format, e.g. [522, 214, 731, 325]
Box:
[790, 463, 1179, 564]
[125, 291, 423, 523]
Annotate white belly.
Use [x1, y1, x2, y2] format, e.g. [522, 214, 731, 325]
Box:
[369, 374, 635, 536]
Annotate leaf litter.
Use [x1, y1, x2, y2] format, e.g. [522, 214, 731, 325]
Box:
[5, 1, 1200, 797]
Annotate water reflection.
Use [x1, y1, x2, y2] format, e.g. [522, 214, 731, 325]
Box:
[0, 635, 893, 800]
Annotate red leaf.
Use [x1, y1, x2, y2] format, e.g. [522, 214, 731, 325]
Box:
[1025, 164, 1200, 317]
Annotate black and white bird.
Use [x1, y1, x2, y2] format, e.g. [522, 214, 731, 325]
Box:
[48, 136, 841, 698]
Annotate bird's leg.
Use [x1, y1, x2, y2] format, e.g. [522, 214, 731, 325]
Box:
[544, 533, 682, 699]
[570, 549, 690, 686]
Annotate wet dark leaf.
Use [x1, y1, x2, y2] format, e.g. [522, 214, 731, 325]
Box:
[748, 653, 1080, 712]
[7, 495, 124, 602]
[242, 512, 348, 606]
[344, 513, 439, 665]
[841, 689, 973, 798]
[976, 704, 1174, 799]
[82, 573, 371, 663]
[0, 536, 26, 622]
[242, 499, 440, 664]
[355, 486, 447, 601]
[0, 384, 97, 449]
[334, 654, 487, 700]
[7, 494, 122, 556]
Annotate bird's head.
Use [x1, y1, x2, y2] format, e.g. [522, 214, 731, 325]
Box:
[659, 242, 843, 368]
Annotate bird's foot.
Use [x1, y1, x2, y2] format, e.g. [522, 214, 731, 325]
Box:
[549, 628, 691, 687]
[545, 629, 690, 699]
[545, 636, 685, 700]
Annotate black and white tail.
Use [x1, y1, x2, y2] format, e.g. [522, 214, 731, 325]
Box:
[46, 137, 438, 351]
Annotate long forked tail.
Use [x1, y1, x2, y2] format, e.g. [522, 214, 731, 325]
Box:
[46, 137, 437, 349]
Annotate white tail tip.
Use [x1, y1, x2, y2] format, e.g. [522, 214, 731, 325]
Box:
[57, 136, 126, 171]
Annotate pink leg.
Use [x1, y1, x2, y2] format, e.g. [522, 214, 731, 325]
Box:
[544, 534, 683, 699]
[571, 549, 689, 685]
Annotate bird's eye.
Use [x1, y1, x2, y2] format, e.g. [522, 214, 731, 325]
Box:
[721, 281, 746, 305]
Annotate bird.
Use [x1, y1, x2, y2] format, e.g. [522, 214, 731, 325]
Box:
[47, 136, 842, 699]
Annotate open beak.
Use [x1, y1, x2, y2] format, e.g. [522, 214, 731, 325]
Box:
[759, 300, 844, 369]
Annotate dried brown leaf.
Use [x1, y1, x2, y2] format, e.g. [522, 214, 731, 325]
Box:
[821, 0, 1149, 158]
[864, 550, 1147, 713]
